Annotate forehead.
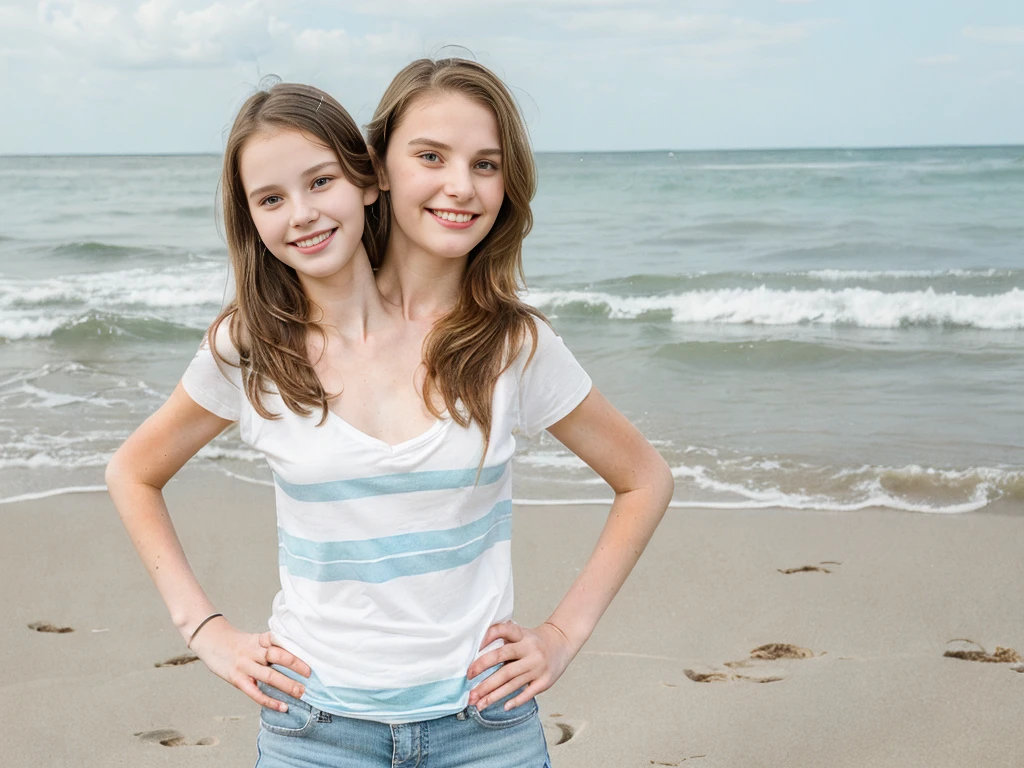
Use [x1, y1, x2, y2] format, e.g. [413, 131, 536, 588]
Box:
[394, 93, 500, 147]
[239, 129, 336, 187]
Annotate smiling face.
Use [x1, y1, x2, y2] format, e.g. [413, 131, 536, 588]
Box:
[380, 92, 506, 263]
[240, 128, 378, 284]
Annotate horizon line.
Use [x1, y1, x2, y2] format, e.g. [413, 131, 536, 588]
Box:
[2, 142, 1023, 159]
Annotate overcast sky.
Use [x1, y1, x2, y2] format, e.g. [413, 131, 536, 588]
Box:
[1, 0, 1022, 154]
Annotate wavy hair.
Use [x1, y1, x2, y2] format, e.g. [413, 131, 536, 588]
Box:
[211, 82, 378, 425]
[365, 58, 544, 453]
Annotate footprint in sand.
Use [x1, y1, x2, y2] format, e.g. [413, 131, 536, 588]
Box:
[778, 561, 841, 575]
[28, 621, 74, 633]
[649, 757, 706, 766]
[154, 653, 200, 668]
[542, 714, 585, 746]
[943, 639, 1022, 665]
[135, 729, 218, 747]
[685, 643, 817, 684]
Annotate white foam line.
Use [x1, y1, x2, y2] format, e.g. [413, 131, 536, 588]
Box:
[0, 485, 108, 505]
[511, 497, 982, 514]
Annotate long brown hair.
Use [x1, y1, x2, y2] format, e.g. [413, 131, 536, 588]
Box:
[366, 58, 544, 452]
[212, 82, 378, 424]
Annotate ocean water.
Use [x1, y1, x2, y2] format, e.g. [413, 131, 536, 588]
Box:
[1, 147, 1023, 512]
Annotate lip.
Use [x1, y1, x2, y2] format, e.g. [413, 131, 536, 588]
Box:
[428, 209, 479, 230]
[290, 228, 337, 254]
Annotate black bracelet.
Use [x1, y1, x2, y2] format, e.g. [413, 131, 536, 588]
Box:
[187, 612, 224, 649]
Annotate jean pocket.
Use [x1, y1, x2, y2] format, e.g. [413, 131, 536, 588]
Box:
[468, 689, 539, 729]
[258, 681, 317, 737]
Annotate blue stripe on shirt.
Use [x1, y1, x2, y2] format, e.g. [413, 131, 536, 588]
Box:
[278, 500, 513, 583]
[274, 462, 508, 503]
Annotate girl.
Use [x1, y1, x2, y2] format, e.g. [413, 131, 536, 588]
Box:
[105, 82, 385, 727]
[339, 57, 670, 762]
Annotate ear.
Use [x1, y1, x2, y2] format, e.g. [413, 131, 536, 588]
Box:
[363, 185, 380, 206]
[368, 146, 389, 192]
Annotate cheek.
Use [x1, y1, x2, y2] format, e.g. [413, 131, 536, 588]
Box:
[248, 207, 277, 242]
[391, 167, 429, 204]
[484, 180, 506, 214]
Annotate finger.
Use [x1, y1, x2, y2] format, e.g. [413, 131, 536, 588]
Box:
[477, 672, 533, 712]
[258, 631, 273, 649]
[505, 679, 547, 710]
[479, 621, 523, 650]
[245, 662, 305, 704]
[467, 642, 522, 680]
[237, 677, 290, 713]
[264, 668, 306, 700]
[467, 662, 518, 705]
[266, 646, 312, 678]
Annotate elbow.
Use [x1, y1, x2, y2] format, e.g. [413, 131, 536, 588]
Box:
[104, 451, 123, 498]
[655, 453, 674, 511]
[105, 448, 136, 505]
[635, 444, 673, 514]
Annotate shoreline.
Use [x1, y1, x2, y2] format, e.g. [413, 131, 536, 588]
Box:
[2, 470, 1018, 516]
[3, 472, 1022, 767]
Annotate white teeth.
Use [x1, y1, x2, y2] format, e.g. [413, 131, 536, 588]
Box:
[432, 210, 473, 223]
[295, 230, 333, 248]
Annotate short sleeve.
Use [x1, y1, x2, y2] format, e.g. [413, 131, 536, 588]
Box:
[516, 318, 592, 437]
[181, 320, 243, 422]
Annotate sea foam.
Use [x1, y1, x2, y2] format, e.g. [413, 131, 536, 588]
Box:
[528, 286, 1024, 330]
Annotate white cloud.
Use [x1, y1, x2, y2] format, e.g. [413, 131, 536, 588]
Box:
[38, 0, 276, 68]
[915, 54, 959, 66]
[32, 0, 424, 80]
[963, 25, 1024, 45]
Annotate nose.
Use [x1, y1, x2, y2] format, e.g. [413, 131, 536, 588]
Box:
[289, 196, 318, 228]
[443, 162, 475, 202]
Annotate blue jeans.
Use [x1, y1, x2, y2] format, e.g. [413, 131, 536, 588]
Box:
[255, 683, 552, 767]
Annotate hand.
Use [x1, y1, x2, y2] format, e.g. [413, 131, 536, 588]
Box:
[466, 621, 576, 712]
[188, 617, 311, 713]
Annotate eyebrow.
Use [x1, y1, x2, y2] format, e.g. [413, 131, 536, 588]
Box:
[247, 161, 341, 200]
[408, 138, 502, 157]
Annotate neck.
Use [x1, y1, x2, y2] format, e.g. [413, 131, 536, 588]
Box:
[297, 244, 386, 340]
[375, 225, 466, 322]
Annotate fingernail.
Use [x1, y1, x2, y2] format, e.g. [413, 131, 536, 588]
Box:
[280, 704, 289, 713]
[505, 702, 513, 711]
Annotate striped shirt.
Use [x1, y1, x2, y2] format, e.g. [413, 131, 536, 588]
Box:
[181, 318, 592, 724]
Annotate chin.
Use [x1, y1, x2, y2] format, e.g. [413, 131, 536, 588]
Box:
[427, 238, 486, 261]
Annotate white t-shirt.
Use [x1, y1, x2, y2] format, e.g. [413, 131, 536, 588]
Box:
[181, 317, 592, 724]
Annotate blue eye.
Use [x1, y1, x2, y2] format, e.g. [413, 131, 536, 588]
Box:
[312, 177, 331, 188]
[261, 195, 282, 206]
[420, 152, 440, 163]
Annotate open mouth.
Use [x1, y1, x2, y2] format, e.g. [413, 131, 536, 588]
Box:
[290, 228, 337, 252]
[292, 229, 336, 249]
[429, 209, 478, 224]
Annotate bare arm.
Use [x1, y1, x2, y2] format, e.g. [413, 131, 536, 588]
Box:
[106, 382, 309, 711]
[540, 387, 673, 648]
[105, 382, 233, 640]
[468, 387, 673, 708]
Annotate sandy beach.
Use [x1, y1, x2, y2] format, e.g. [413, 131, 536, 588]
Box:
[2, 471, 1022, 767]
